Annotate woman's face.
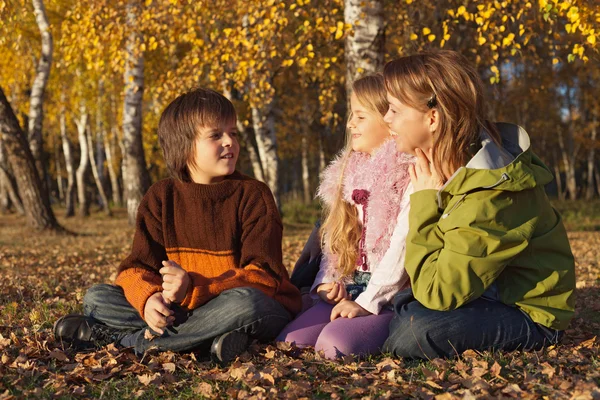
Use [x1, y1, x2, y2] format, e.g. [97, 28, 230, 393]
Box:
[383, 93, 434, 155]
[347, 93, 390, 155]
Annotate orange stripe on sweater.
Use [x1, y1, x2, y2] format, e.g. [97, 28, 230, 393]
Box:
[165, 247, 234, 256]
[166, 248, 237, 279]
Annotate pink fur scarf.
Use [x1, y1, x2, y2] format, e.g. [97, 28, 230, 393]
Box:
[317, 139, 414, 272]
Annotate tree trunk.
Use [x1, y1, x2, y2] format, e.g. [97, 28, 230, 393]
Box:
[586, 115, 597, 200]
[88, 121, 111, 216]
[221, 83, 264, 181]
[60, 105, 76, 217]
[104, 126, 122, 207]
[251, 100, 280, 208]
[28, 0, 53, 202]
[344, 0, 384, 98]
[553, 151, 565, 201]
[75, 107, 90, 217]
[0, 87, 62, 230]
[54, 141, 64, 202]
[121, 1, 150, 225]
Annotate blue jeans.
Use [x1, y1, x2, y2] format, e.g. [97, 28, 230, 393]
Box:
[83, 284, 291, 356]
[383, 289, 563, 359]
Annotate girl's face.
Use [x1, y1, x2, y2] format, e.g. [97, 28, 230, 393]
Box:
[383, 93, 435, 155]
[347, 93, 389, 155]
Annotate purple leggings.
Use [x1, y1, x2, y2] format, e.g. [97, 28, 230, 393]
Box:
[276, 301, 393, 359]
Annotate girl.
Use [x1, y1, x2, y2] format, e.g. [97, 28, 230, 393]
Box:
[277, 74, 414, 359]
[381, 50, 576, 359]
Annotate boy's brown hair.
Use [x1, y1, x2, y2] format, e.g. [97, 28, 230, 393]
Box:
[158, 88, 237, 182]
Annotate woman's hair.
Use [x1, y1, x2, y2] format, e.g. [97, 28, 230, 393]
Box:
[158, 87, 236, 182]
[320, 74, 388, 278]
[383, 50, 500, 179]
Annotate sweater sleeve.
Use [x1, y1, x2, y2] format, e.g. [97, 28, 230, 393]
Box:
[405, 189, 532, 311]
[354, 184, 412, 314]
[179, 183, 302, 315]
[115, 190, 166, 319]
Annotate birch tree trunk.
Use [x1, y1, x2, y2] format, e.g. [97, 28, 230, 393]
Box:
[586, 115, 597, 200]
[344, 0, 384, 97]
[0, 171, 8, 213]
[104, 126, 122, 207]
[553, 151, 566, 201]
[28, 0, 53, 200]
[88, 123, 111, 216]
[122, 1, 150, 225]
[60, 105, 76, 217]
[251, 99, 280, 207]
[75, 107, 90, 217]
[0, 87, 62, 230]
[54, 142, 64, 202]
[221, 83, 264, 181]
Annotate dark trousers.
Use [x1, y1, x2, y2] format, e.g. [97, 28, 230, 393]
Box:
[383, 289, 562, 359]
[83, 284, 291, 356]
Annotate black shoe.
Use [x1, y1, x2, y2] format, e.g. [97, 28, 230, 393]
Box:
[53, 314, 129, 349]
[210, 331, 250, 365]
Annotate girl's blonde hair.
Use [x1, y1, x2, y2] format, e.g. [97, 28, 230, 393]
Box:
[383, 50, 501, 179]
[320, 74, 388, 278]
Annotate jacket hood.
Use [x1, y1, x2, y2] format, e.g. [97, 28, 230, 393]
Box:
[438, 122, 554, 207]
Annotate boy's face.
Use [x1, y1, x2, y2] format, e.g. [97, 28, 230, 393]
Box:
[188, 120, 239, 184]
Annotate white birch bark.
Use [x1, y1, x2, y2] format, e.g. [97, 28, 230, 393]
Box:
[28, 0, 53, 195]
[88, 123, 111, 216]
[344, 0, 384, 96]
[251, 100, 280, 207]
[104, 126, 122, 207]
[221, 84, 264, 181]
[122, 1, 150, 225]
[75, 107, 90, 217]
[60, 103, 76, 217]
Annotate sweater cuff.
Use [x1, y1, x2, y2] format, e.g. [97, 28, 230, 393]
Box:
[179, 279, 195, 308]
[115, 268, 163, 320]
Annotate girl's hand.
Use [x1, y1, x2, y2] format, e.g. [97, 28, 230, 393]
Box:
[330, 299, 371, 321]
[160, 260, 190, 304]
[316, 282, 350, 304]
[409, 148, 444, 192]
[144, 292, 174, 335]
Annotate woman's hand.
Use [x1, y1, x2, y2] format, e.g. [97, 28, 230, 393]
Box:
[317, 282, 350, 304]
[330, 299, 371, 321]
[409, 148, 444, 192]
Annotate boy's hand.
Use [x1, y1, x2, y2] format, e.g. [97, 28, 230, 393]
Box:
[144, 292, 174, 335]
[330, 299, 371, 321]
[317, 282, 350, 304]
[160, 260, 190, 304]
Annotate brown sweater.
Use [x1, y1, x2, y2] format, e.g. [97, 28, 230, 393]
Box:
[115, 171, 301, 319]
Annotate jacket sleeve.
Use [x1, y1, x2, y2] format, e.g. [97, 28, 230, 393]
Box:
[354, 185, 412, 314]
[179, 184, 301, 315]
[115, 191, 166, 319]
[405, 189, 533, 311]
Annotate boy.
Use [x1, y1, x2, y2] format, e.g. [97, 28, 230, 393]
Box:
[54, 88, 302, 364]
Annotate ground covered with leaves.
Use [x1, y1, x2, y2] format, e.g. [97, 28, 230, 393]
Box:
[1, 209, 599, 399]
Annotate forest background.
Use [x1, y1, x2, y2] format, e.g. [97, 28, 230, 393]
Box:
[1, 0, 600, 399]
[0, 0, 599, 229]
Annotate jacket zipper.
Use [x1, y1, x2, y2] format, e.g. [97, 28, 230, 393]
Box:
[441, 173, 510, 219]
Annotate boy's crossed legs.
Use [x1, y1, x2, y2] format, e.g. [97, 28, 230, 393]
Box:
[55, 284, 291, 362]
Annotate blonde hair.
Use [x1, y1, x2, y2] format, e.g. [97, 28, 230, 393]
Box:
[383, 50, 500, 179]
[320, 74, 388, 279]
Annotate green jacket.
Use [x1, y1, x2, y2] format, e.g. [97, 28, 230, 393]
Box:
[406, 123, 575, 330]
